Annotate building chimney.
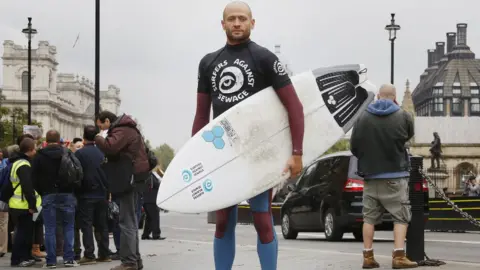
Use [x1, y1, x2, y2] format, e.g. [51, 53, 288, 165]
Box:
[446, 32, 456, 53]
[435, 42, 445, 62]
[457, 23, 467, 45]
[274, 44, 281, 55]
[427, 49, 435, 67]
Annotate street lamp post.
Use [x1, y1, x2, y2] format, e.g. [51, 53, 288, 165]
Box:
[22, 17, 37, 125]
[95, 0, 100, 117]
[385, 13, 400, 85]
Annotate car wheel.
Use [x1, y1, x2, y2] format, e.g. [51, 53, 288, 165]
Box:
[323, 208, 344, 241]
[281, 213, 298, 240]
[352, 229, 363, 241]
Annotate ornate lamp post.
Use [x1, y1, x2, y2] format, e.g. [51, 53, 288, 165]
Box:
[385, 13, 400, 84]
[22, 17, 37, 125]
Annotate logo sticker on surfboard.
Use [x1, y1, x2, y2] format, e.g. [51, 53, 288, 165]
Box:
[202, 179, 213, 192]
[182, 163, 205, 183]
[202, 125, 226, 149]
[191, 179, 213, 200]
[182, 169, 193, 183]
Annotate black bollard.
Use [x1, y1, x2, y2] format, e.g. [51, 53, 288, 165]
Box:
[406, 156, 425, 262]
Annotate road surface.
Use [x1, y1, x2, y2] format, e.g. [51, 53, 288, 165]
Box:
[0, 212, 478, 269]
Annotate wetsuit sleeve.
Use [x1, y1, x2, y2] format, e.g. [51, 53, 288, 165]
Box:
[192, 57, 212, 136]
[276, 86, 305, 156]
[260, 51, 304, 155]
[16, 165, 37, 211]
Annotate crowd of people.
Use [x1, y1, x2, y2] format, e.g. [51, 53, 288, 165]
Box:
[0, 110, 164, 270]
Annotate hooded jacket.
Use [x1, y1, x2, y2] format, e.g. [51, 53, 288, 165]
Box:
[31, 144, 72, 195]
[95, 114, 150, 175]
[350, 99, 414, 179]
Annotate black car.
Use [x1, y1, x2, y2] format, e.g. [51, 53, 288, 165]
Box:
[280, 151, 429, 241]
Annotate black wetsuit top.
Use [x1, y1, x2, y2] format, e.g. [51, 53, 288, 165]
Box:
[197, 39, 292, 118]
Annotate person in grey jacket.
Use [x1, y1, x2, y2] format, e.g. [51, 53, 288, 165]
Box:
[350, 83, 417, 269]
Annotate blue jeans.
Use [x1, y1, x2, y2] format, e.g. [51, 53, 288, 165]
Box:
[42, 193, 77, 264]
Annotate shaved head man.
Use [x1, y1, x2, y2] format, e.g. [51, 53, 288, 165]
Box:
[221, 1, 255, 45]
[192, 1, 305, 269]
[350, 85, 417, 269]
[377, 83, 397, 102]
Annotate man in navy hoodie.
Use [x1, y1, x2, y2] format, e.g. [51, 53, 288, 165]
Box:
[350, 84, 417, 269]
[75, 125, 111, 264]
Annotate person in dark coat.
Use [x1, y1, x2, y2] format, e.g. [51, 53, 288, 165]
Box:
[141, 167, 165, 240]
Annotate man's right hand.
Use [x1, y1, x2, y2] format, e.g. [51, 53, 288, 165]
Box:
[283, 155, 303, 179]
[28, 209, 35, 214]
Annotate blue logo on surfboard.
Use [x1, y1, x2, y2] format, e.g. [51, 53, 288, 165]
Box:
[202, 125, 225, 150]
[182, 170, 193, 183]
[202, 179, 213, 192]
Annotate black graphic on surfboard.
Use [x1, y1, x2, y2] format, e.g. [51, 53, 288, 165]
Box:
[315, 70, 369, 128]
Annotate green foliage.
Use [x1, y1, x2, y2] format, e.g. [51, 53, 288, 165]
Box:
[0, 107, 43, 148]
[323, 138, 350, 155]
[152, 143, 175, 170]
[144, 139, 152, 150]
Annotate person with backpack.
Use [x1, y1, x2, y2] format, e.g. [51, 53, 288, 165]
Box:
[74, 125, 111, 264]
[7, 138, 41, 267]
[32, 130, 82, 268]
[141, 167, 165, 241]
[95, 111, 157, 270]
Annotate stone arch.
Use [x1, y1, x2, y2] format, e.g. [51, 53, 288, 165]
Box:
[454, 162, 477, 189]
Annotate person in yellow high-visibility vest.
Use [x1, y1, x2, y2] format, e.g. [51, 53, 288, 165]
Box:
[9, 138, 41, 267]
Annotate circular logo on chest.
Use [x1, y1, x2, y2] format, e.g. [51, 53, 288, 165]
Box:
[219, 66, 244, 94]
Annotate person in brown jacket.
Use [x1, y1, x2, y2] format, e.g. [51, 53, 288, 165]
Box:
[95, 111, 150, 270]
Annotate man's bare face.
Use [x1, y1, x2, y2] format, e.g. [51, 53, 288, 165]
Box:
[222, 3, 255, 44]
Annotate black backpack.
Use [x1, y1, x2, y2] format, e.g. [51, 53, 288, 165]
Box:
[58, 150, 83, 189]
[132, 127, 157, 171]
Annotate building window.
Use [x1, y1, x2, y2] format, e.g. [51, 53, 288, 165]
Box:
[432, 87, 443, 95]
[434, 97, 443, 112]
[471, 98, 480, 114]
[452, 97, 462, 116]
[21, 71, 28, 92]
[453, 87, 461, 95]
[471, 87, 479, 95]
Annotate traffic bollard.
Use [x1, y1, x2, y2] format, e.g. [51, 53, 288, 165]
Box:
[406, 156, 425, 262]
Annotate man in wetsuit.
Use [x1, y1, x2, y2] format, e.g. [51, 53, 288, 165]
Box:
[192, 2, 305, 269]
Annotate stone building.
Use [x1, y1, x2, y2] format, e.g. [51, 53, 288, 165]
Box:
[1, 40, 121, 139]
[407, 23, 480, 194]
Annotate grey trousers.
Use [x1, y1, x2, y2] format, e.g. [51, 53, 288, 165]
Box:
[118, 189, 141, 265]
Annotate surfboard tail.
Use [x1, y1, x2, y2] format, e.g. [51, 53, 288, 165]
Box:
[310, 64, 375, 133]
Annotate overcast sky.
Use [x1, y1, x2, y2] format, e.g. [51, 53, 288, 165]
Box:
[1, 0, 479, 151]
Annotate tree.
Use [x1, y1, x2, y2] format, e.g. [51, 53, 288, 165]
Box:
[0, 107, 43, 148]
[323, 138, 350, 155]
[153, 143, 175, 170]
[144, 139, 153, 150]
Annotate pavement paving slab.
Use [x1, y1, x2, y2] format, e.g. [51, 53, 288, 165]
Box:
[0, 237, 474, 270]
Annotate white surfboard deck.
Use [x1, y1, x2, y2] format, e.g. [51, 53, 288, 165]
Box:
[157, 64, 376, 213]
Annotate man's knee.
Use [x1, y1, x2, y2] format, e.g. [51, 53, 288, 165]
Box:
[252, 212, 274, 244]
[215, 208, 233, 238]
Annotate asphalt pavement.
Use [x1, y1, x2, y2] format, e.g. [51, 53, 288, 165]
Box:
[0, 212, 478, 269]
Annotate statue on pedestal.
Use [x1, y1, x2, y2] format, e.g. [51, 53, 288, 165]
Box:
[429, 132, 442, 169]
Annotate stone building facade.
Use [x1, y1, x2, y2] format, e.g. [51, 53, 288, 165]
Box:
[1, 40, 121, 139]
[404, 23, 480, 194]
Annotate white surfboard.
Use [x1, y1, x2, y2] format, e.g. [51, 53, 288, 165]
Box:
[157, 64, 376, 213]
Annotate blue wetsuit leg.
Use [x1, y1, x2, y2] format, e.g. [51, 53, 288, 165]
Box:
[249, 189, 277, 270]
[213, 205, 238, 270]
